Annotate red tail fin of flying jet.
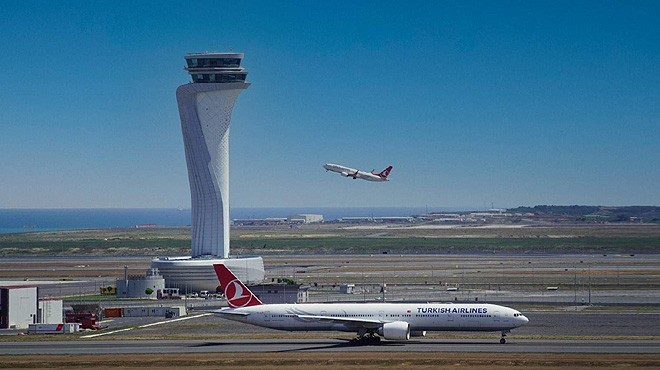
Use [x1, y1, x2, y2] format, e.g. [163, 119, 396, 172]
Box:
[213, 264, 263, 308]
[377, 166, 393, 179]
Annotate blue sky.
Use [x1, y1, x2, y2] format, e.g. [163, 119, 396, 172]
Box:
[1, 1, 658, 209]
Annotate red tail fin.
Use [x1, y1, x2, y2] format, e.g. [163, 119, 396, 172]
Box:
[213, 264, 263, 308]
[378, 166, 393, 178]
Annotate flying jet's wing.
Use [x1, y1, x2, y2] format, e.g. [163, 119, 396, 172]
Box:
[295, 314, 383, 329]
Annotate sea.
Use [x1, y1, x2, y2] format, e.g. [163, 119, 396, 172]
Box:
[0, 207, 467, 234]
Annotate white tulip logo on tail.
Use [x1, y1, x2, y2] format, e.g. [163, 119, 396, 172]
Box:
[225, 279, 254, 308]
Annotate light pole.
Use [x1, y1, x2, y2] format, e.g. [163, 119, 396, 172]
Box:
[588, 265, 592, 306]
[573, 267, 578, 310]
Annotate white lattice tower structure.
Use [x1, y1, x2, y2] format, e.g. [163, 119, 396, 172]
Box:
[176, 53, 249, 258]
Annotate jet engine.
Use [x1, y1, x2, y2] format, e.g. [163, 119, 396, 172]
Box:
[378, 321, 410, 340]
[341, 172, 350, 177]
[410, 330, 427, 337]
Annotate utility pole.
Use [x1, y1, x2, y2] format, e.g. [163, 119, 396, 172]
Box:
[574, 268, 578, 310]
[588, 266, 592, 306]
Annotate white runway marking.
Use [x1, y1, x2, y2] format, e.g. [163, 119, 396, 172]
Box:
[81, 313, 211, 338]
[81, 327, 133, 338]
[138, 313, 211, 328]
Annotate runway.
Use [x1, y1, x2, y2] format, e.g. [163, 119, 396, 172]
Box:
[1, 339, 657, 354]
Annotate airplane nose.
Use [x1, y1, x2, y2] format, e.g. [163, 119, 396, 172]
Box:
[521, 316, 529, 325]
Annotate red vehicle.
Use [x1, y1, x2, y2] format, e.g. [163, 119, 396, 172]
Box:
[65, 312, 100, 330]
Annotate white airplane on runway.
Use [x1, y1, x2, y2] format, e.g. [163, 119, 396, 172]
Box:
[213, 264, 528, 344]
[323, 163, 392, 182]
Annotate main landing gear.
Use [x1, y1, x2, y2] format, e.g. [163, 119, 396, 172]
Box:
[500, 330, 510, 344]
[349, 333, 381, 345]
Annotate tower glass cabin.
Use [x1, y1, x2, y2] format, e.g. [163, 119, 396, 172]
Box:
[184, 53, 248, 83]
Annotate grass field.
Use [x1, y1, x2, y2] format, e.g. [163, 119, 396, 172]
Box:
[1, 224, 659, 256]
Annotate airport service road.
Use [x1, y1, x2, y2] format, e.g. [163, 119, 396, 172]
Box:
[1, 339, 658, 355]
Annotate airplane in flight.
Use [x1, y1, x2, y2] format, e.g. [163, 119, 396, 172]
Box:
[213, 264, 529, 344]
[323, 163, 392, 182]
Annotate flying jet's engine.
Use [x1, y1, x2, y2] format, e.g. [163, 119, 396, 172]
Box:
[341, 172, 350, 177]
[378, 321, 410, 340]
[410, 330, 427, 337]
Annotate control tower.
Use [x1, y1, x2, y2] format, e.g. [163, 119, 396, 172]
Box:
[177, 53, 248, 258]
[151, 53, 264, 291]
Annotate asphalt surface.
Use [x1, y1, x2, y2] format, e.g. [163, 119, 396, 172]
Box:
[3, 253, 658, 305]
[1, 339, 657, 354]
[88, 310, 659, 338]
[1, 254, 657, 353]
[3, 311, 655, 358]
[2, 253, 658, 306]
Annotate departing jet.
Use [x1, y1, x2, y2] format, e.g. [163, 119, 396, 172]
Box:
[213, 264, 528, 344]
[323, 163, 392, 182]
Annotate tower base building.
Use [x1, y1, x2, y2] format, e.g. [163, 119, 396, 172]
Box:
[151, 256, 264, 293]
[151, 52, 264, 290]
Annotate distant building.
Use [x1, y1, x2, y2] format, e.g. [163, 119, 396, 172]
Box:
[287, 214, 323, 224]
[38, 299, 63, 324]
[469, 212, 511, 218]
[339, 284, 355, 294]
[116, 268, 165, 299]
[233, 214, 324, 225]
[247, 284, 309, 304]
[339, 217, 374, 223]
[233, 218, 288, 226]
[122, 306, 186, 318]
[431, 218, 471, 223]
[373, 216, 414, 223]
[152, 256, 264, 292]
[338, 216, 413, 223]
[0, 286, 38, 329]
[429, 213, 463, 218]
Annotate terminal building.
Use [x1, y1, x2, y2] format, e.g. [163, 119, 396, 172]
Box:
[339, 216, 414, 223]
[151, 52, 264, 291]
[287, 214, 323, 224]
[233, 214, 324, 226]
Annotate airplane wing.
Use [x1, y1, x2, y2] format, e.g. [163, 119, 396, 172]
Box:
[214, 309, 250, 317]
[295, 314, 383, 329]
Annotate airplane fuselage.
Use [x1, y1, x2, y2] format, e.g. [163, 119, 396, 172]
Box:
[217, 302, 527, 333]
[323, 163, 388, 182]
